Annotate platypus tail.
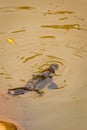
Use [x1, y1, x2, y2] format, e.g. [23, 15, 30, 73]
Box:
[8, 87, 28, 96]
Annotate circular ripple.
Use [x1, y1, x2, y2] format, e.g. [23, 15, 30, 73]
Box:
[35, 56, 65, 76]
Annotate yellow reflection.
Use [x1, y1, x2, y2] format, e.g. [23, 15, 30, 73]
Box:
[7, 38, 16, 44]
[0, 121, 17, 130]
[41, 24, 87, 31]
[45, 10, 73, 15]
[40, 36, 55, 39]
[0, 123, 6, 130]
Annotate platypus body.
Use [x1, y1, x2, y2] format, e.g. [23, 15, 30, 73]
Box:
[8, 64, 58, 96]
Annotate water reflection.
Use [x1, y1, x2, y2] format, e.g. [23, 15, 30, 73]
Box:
[7, 38, 16, 44]
[20, 79, 25, 82]
[59, 17, 68, 20]
[17, 6, 34, 10]
[5, 77, 12, 79]
[0, 6, 34, 12]
[22, 53, 42, 63]
[66, 45, 87, 52]
[41, 24, 87, 31]
[73, 53, 84, 59]
[44, 10, 73, 15]
[11, 30, 26, 34]
[40, 36, 55, 39]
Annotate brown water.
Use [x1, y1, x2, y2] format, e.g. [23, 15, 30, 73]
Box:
[0, 0, 87, 130]
[0, 120, 17, 130]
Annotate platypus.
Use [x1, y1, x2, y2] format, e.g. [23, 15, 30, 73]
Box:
[8, 64, 58, 96]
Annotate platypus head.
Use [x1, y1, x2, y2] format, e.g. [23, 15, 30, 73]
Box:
[49, 64, 59, 72]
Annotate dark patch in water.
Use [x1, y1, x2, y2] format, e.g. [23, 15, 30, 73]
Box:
[73, 53, 84, 58]
[0, 120, 17, 130]
[41, 24, 87, 31]
[1, 67, 4, 70]
[44, 10, 73, 15]
[20, 56, 25, 60]
[1, 48, 4, 50]
[0, 73, 4, 75]
[0, 6, 34, 12]
[5, 77, 12, 79]
[40, 36, 55, 39]
[56, 5, 59, 8]
[17, 6, 34, 10]
[59, 17, 68, 20]
[20, 79, 25, 82]
[11, 29, 26, 33]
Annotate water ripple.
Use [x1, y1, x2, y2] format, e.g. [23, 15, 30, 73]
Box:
[22, 53, 42, 63]
[41, 24, 87, 31]
[0, 6, 34, 12]
[44, 10, 73, 15]
[40, 36, 55, 39]
[11, 29, 26, 33]
[34, 55, 65, 77]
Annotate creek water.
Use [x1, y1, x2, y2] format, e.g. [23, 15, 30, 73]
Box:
[0, 0, 87, 130]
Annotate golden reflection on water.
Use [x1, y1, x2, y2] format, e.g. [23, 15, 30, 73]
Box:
[20, 79, 25, 82]
[41, 24, 87, 30]
[7, 38, 16, 44]
[44, 10, 73, 15]
[22, 53, 42, 63]
[0, 6, 34, 12]
[40, 36, 55, 39]
[17, 6, 34, 10]
[0, 121, 17, 130]
[59, 17, 68, 20]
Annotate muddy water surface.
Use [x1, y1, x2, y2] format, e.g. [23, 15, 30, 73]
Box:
[0, 0, 87, 130]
